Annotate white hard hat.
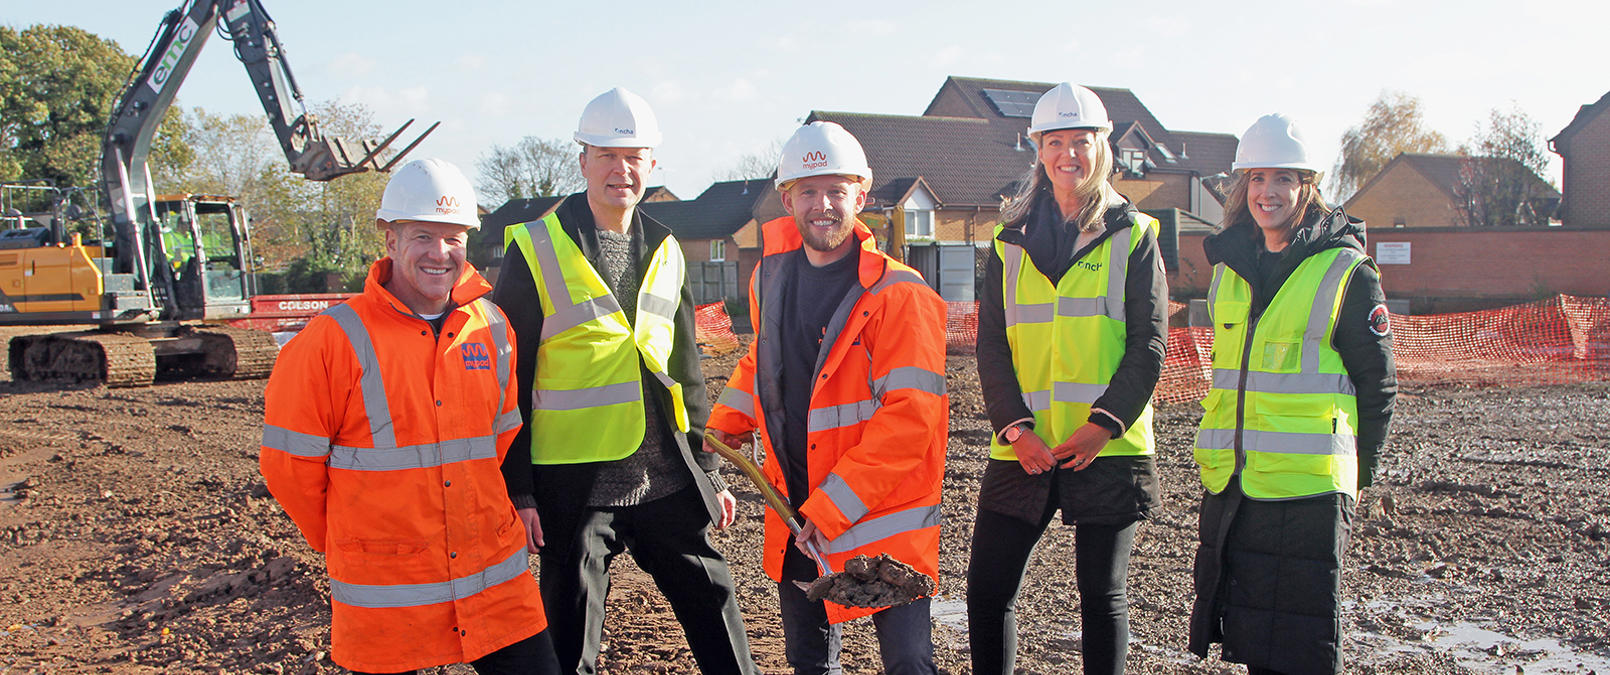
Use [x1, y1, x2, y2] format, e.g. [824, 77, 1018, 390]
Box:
[574, 87, 662, 149]
[1232, 114, 1318, 173]
[775, 121, 873, 190]
[375, 158, 479, 229]
[1028, 83, 1112, 139]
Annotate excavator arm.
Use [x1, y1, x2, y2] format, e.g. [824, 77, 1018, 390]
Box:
[101, 0, 435, 310]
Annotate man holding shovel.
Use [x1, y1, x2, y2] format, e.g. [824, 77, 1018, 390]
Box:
[704, 121, 949, 675]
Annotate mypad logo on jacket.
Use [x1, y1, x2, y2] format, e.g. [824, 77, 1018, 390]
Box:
[460, 343, 491, 370]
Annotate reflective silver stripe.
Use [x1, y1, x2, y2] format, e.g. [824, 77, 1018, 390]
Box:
[1054, 381, 1108, 405]
[534, 381, 640, 411]
[817, 473, 868, 524]
[325, 303, 396, 449]
[639, 293, 678, 322]
[650, 369, 678, 390]
[1012, 302, 1054, 324]
[1195, 427, 1356, 456]
[872, 366, 946, 398]
[330, 548, 529, 609]
[807, 398, 880, 433]
[1020, 389, 1051, 413]
[1002, 244, 1024, 329]
[1303, 252, 1360, 373]
[1104, 227, 1131, 323]
[1207, 264, 1226, 323]
[329, 435, 499, 471]
[1055, 296, 1113, 319]
[527, 217, 575, 315]
[717, 385, 756, 418]
[494, 408, 522, 435]
[870, 268, 925, 295]
[1214, 369, 1357, 396]
[262, 424, 330, 458]
[479, 298, 512, 414]
[827, 503, 941, 553]
[541, 296, 620, 341]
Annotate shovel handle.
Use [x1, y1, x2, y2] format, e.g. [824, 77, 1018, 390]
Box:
[704, 432, 833, 575]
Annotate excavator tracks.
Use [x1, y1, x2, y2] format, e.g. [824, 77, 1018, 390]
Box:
[7, 324, 279, 388]
[9, 331, 158, 388]
[186, 324, 279, 380]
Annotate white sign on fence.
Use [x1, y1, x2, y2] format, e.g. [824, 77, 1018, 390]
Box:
[1376, 241, 1411, 265]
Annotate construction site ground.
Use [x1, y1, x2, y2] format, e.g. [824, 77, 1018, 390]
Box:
[2, 328, 1608, 673]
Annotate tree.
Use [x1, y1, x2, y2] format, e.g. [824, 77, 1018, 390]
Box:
[1331, 91, 1448, 201]
[716, 140, 783, 181]
[475, 136, 583, 204]
[1451, 106, 1556, 228]
[0, 25, 191, 202]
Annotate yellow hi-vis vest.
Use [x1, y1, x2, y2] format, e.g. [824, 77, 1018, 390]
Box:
[989, 214, 1160, 460]
[1193, 247, 1368, 499]
[505, 213, 689, 465]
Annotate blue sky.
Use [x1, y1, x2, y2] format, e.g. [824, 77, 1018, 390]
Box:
[9, 0, 1605, 201]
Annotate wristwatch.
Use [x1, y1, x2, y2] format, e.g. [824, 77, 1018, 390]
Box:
[1002, 423, 1029, 444]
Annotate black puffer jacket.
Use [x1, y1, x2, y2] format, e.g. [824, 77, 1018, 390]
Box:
[974, 191, 1168, 524]
[1187, 205, 1397, 674]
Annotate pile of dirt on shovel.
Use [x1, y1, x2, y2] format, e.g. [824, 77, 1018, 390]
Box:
[804, 553, 934, 608]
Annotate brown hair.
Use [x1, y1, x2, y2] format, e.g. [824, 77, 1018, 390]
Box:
[1000, 129, 1115, 233]
[1218, 169, 1330, 240]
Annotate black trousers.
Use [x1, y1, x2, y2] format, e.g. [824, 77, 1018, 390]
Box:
[966, 506, 1138, 675]
[349, 628, 561, 675]
[538, 486, 757, 675]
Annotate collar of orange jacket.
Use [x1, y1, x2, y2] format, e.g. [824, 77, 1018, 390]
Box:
[759, 215, 890, 289]
[365, 257, 492, 316]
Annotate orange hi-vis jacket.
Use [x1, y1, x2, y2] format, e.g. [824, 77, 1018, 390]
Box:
[260, 258, 546, 672]
[707, 216, 949, 623]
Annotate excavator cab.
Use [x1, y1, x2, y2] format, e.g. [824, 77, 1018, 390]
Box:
[151, 195, 254, 320]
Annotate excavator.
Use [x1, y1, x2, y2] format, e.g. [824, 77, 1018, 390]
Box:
[1, 0, 435, 387]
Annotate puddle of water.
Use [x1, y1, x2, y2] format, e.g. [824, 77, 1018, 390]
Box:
[1416, 621, 1610, 673]
[929, 594, 967, 631]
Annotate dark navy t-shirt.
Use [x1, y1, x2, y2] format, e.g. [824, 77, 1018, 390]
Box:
[778, 250, 860, 508]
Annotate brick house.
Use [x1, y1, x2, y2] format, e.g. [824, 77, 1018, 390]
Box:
[1344, 153, 1559, 229]
[640, 178, 769, 303]
[754, 76, 1238, 249]
[1550, 89, 1610, 228]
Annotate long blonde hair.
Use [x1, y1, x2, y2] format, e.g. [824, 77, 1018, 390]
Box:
[1219, 169, 1330, 238]
[1001, 129, 1115, 233]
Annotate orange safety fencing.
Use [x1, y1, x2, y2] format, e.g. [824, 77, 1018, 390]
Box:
[695, 302, 744, 355]
[695, 295, 1610, 400]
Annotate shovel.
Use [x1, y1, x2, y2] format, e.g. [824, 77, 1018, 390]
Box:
[704, 433, 935, 608]
[703, 432, 834, 579]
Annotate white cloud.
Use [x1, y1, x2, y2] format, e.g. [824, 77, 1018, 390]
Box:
[933, 45, 964, 67]
[651, 80, 686, 105]
[478, 91, 509, 118]
[716, 78, 757, 103]
[326, 52, 376, 78]
[456, 53, 487, 71]
[848, 19, 896, 37]
[339, 84, 432, 116]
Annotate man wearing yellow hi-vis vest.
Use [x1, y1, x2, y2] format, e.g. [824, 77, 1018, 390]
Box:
[491, 88, 758, 675]
[1187, 114, 1396, 675]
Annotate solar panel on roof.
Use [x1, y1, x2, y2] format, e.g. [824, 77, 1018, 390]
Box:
[982, 88, 1039, 118]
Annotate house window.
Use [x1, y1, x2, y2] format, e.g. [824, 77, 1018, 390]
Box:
[709, 239, 726, 261]
[905, 209, 933, 240]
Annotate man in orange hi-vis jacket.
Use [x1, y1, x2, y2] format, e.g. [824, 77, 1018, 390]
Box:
[704, 122, 950, 675]
[260, 159, 558, 675]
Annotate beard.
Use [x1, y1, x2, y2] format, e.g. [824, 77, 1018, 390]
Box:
[795, 210, 854, 254]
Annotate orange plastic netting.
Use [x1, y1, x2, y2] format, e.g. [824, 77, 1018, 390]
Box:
[695, 295, 1610, 402]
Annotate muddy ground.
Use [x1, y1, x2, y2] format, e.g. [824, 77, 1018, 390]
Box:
[2, 330, 1608, 673]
